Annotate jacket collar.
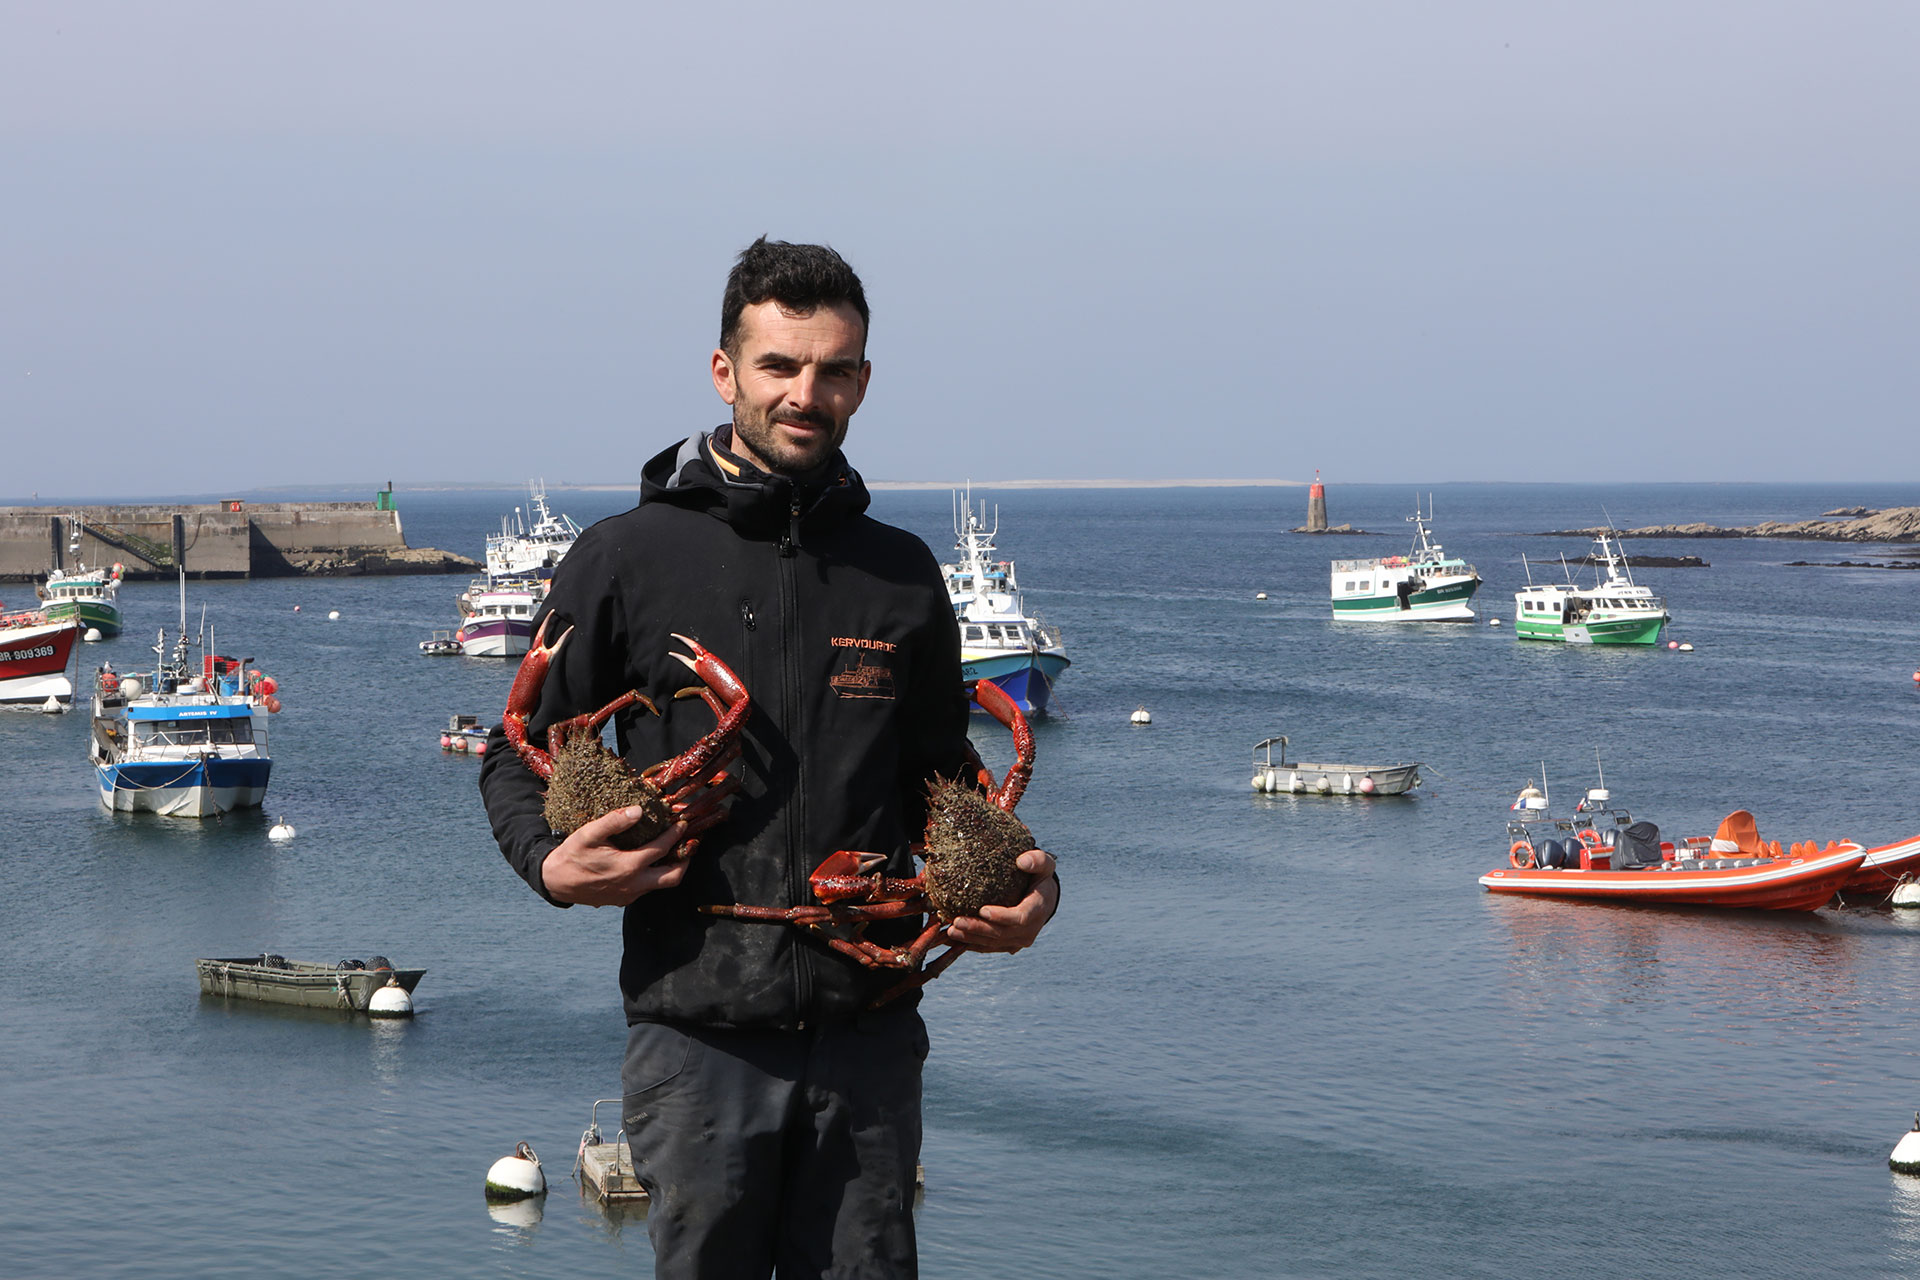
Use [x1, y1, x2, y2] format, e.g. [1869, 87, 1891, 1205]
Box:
[639, 426, 871, 541]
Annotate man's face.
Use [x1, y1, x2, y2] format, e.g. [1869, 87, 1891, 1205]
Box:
[712, 300, 871, 476]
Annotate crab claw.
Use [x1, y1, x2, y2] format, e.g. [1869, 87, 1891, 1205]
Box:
[649, 634, 752, 792]
[964, 679, 1034, 811]
[503, 615, 574, 780]
[810, 850, 890, 903]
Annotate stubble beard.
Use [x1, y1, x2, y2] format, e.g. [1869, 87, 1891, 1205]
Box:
[731, 400, 849, 477]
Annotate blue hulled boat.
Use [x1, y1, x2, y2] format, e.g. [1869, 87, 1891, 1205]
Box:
[89, 610, 278, 817]
[943, 490, 1070, 715]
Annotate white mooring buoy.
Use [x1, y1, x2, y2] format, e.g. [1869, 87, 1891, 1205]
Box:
[328, 610, 341, 621]
[40, 694, 65, 714]
[1488, 617, 1501, 626]
[1130, 707, 1152, 726]
[267, 817, 296, 842]
[1679, 643, 1694, 653]
[84, 627, 103, 643]
[367, 977, 414, 1018]
[1892, 880, 1920, 909]
[1255, 592, 1268, 601]
[485, 1143, 547, 1201]
[1893, 1115, 1920, 1173]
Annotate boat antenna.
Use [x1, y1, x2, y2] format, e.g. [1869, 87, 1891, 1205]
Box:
[1593, 749, 1605, 790]
[1540, 762, 1550, 809]
[1521, 552, 1534, 587]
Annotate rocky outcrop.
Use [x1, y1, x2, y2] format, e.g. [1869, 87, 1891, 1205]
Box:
[270, 546, 481, 577]
[1290, 523, 1373, 535]
[1541, 507, 1920, 543]
[1576, 554, 1709, 568]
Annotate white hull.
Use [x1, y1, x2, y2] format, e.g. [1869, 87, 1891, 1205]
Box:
[0, 672, 73, 704]
[99, 781, 268, 817]
[460, 632, 529, 658]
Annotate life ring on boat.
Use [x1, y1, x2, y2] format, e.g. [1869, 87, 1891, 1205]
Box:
[1575, 829, 1604, 857]
[1509, 840, 1536, 869]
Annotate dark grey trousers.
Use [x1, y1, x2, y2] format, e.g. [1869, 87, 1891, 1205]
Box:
[622, 1006, 928, 1280]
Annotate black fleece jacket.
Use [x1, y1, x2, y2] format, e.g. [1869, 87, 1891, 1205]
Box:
[479, 430, 971, 1030]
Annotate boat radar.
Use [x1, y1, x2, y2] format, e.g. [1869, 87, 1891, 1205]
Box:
[1513, 783, 1549, 812]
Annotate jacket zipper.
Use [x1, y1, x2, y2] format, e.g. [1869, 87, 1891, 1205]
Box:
[779, 503, 811, 1023]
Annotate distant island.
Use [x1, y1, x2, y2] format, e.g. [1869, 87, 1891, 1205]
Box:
[1540, 507, 1920, 543]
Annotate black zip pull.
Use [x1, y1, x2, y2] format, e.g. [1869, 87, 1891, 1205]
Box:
[740, 599, 756, 631]
[779, 493, 802, 557]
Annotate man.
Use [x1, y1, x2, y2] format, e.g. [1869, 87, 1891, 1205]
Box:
[480, 237, 1058, 1279]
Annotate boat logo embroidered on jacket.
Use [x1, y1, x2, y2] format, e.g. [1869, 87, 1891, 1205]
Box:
[828, 638, 897, 700]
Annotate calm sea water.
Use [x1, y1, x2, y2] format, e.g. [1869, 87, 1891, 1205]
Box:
[5, 481, 1920, 1278]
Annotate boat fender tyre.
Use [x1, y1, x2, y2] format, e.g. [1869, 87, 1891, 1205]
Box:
[1510, 840, 1536, 869]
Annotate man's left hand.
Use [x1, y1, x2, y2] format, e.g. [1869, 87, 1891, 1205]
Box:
[943, 850, 1058, 953]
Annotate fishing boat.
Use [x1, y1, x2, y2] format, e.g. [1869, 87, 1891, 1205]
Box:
[196, 955, 424, 1013]
[456, 578, 544, 658]
[1248, 735, 1421, 796]
[38, 522, 126, 637]
[90, 572, 279, 816]
[0, 607, 80, 705]
[1513, 530, 1670, 646]
[1480, 783, 1863, 910]
[943, 489, 1069, 715]
[485, 481, 582, 582]
[1330, 499, 1481, 622]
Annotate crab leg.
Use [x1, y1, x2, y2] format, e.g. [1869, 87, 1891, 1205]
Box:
[503, 616, 573, 779]
[645, 634, 752, 793]
[869, 942, 971, 1009]
[964, 679, 1034, 811]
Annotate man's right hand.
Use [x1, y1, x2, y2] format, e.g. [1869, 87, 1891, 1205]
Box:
[539, 808, 692, 907]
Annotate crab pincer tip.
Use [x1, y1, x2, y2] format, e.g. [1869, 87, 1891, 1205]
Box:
[669, 632, 709, 657]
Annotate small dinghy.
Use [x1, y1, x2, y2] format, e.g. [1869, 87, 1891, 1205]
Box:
[196, 954, 425, 1013]
[419, 630, 463, 656]
[1481, 789, 1863, 911]
[1249, 735, 1421, 796]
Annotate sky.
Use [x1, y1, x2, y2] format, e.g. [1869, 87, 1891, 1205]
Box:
[3, 2, 1916, 494]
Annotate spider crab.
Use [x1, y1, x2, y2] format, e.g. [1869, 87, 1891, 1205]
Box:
[701, 678, 1038, 1007]
[503, 615, 751, 854]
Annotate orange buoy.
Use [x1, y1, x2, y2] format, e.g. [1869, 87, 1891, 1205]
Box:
[264, 696, 282, 714]
[258, 677, 278, 696]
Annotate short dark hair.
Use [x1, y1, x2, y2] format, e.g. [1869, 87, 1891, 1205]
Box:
[720, 237, 870, 357]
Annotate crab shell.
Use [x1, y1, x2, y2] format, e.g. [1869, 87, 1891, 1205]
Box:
[542, 735, 678, 850]
[919, 776, 1036, 923]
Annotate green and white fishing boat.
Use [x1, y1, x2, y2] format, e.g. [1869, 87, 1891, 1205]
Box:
[1514, 531, 1669, 646]
[38, 557, 125, 638]
[1330, 500, 1481, 622]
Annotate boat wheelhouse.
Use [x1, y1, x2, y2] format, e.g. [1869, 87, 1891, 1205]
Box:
[942, 490, 1069, 715]
[1330, 500, 1480, 622]
[1513, 531, 1669, 646]
[485, 482, 582, 582]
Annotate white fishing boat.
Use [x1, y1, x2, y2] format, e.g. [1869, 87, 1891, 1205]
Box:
[1514, 530, 1670, 646]
[485, 481, 581, 582]
[1330, 499, 1480, 622]
[942, 489, 1069, 715]
[456, 578, 545, 658]
[89, 582, 280, 816]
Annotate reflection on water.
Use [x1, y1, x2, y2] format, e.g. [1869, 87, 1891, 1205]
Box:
[486, 1194, 545, 1236]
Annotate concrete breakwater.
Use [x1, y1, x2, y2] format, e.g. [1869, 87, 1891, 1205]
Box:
[1540, 507, 1920, 543]
[0, 501, 478, 582]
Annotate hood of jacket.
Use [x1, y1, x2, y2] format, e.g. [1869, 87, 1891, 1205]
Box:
[639, 427, 872, 544]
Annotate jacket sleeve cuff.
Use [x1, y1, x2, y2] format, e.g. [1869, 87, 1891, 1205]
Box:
[530, 841, 572, 909]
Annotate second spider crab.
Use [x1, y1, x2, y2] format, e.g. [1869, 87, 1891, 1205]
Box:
[504, 615, 750, 854]
[701, 678, 1039, 1007]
